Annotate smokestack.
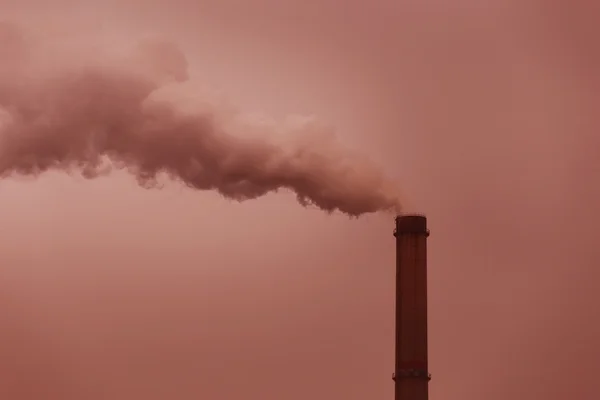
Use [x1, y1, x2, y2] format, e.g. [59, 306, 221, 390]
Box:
[393, 214, 430, 400]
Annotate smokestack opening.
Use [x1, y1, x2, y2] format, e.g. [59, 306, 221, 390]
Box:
[393, 214, 429, 237]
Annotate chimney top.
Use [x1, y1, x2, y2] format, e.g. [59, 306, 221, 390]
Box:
[394, 214, 428, 236]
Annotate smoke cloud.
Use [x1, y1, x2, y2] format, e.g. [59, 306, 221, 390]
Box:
[0, 20, 402, 216]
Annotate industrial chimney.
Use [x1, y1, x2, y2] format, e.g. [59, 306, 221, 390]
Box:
[393, 214, 430, 400]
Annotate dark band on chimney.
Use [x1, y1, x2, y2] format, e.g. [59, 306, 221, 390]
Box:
[393, 214, 429, 236]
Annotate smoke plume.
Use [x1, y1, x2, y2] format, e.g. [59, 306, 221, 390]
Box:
[0, 21, 402, 216]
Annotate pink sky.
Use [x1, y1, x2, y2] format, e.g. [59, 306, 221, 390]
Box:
[0, 1, 598, 399]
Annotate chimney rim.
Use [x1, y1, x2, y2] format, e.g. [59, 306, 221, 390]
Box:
[394, 214, 428, 235]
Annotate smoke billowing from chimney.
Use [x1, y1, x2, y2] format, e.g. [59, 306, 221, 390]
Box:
[0, 20, 403, 216]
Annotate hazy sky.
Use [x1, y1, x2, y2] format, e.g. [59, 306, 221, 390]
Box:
[0, 1, 598, 399]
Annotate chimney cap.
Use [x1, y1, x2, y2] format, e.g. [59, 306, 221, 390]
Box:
[394, 214, 427, 235]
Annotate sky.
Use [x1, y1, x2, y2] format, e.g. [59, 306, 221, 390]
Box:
[0, 1, 598, 399]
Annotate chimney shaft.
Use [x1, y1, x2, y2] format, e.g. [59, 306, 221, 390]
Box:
[393, 215, 430, 400]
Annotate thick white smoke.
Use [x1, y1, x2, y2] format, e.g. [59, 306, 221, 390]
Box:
[0, 20, 403, 216]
